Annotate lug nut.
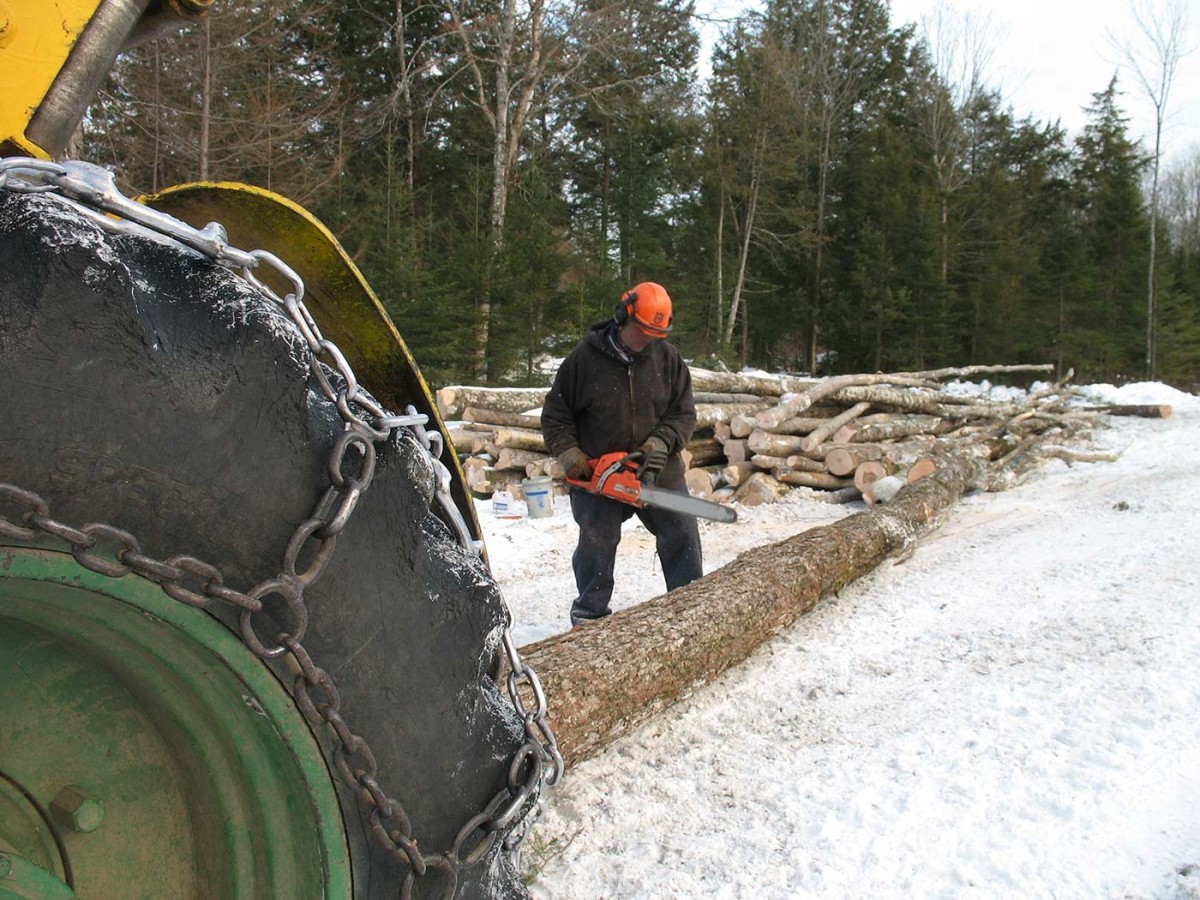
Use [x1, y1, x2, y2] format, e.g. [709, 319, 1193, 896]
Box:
[50, 785, 105, 834]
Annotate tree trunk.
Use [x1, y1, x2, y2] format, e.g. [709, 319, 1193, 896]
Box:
[684, 437, 726, 468]
[720, 461, 755, 487]
[776, 471, 854, 490]
[1082, 404, 1173, 418]
[724, 130, 763, 348]
[493, 447, 549, 471]
[689, 367, 813, 397]
[462, 407, 544, 430]
[519, 444, 989, 768]
[747, 429, 807, 457]
[695, 403, 772, 429]
[436, 386, 547, 418]
[491, 427, 545, 451]
[839, 415, 953, 444]
[799, 401, 871, 453]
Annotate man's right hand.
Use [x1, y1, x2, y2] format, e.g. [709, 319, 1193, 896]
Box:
[559, 447, 594, 481]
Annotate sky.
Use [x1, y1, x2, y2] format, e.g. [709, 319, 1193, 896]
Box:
[888, 0, 1199, 162]
[694, 0, 1200, 167]
[476, 381, 1200, 899]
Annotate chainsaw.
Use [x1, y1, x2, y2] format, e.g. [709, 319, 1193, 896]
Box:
[565, 451, 738, 524]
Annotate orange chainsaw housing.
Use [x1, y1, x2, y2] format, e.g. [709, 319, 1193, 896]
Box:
[565, 451, 647, 506]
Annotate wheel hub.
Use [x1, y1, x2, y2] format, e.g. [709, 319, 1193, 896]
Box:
[0, 545, 351, 899]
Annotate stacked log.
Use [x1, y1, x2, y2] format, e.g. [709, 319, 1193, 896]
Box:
[439, 364, 1165, 504]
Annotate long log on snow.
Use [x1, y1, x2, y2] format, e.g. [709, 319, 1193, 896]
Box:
[519, 443, 993, 768]
[1082, 404, 1174, 418]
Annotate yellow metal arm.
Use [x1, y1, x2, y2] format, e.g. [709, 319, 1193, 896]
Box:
[0, 0, 211, 159]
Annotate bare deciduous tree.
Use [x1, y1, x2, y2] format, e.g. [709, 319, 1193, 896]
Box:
[911, 2, 999, 288]
[1110, 0, 1193, 378]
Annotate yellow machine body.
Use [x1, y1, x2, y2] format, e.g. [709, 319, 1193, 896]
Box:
[0, 0, 102, 157]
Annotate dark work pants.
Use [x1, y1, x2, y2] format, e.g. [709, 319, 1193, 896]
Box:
[568, 485, 703, 625]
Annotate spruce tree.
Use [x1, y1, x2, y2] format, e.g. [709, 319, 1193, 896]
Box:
[1070, 77, 1150, 382]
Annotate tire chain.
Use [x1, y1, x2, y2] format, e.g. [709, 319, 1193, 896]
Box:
[0, 158, 563, 899]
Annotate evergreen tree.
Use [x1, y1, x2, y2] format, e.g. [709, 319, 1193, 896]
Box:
[1070, 77, 1150, 381]
[1156, 148, 1200, 387]
[557, 0, 702, 340]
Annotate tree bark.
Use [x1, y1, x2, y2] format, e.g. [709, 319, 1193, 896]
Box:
[747, 429, 807, 457]
[494, 447, 549, 471]
[781, 455, 828, 474]
[447, 427, 494, 455]
[732, 471, 789, 506]
[684, 437, 726, 468]
[684, 467, 719, 498]
[436, 385, 547, 418]
[462, 406, 544, 430]
[752, 365, 1053, 428]
[839, 415, 954, 444]
[695, 403, 772, 429]
[720, 461, 756, 487]
[1082, 404, 1174, 418]
[519, 444, 990, 768]
[464, 462, 526, 495]
[799, 401, 871, 453]
[776, 471, 854, 490]
[491, 427, 546, 451]
[730, 409, 845, 438]
[689, 368, 814, 397]
[755, 374, 932, 428]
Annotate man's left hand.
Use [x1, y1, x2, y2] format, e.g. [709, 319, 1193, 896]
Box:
[638, 436, 669, 483]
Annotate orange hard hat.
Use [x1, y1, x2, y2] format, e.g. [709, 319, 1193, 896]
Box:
[617, 282, 673, 338]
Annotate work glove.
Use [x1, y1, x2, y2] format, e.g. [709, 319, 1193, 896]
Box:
[559, 447, 593, 481]
[638, 436, 669, 484]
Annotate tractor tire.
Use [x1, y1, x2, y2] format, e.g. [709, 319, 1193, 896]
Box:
[0, 189, 530, 899]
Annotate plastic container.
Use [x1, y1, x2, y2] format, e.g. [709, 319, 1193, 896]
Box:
[522, 476, 554, 519]
[492, 490, 514, 516]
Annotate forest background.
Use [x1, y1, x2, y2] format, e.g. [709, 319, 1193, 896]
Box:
[80, 0, 1200, 389]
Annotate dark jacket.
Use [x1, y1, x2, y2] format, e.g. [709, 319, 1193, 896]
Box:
[541, 321, 696, 487]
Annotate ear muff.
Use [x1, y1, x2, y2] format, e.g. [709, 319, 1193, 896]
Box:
[614, 290, 637, 326]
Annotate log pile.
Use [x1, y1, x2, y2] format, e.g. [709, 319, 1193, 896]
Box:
[483, 366, 1172, 769]
[440, 363, 1159, 503]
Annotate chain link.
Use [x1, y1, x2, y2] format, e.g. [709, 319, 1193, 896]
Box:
[0, 157, 564, 892]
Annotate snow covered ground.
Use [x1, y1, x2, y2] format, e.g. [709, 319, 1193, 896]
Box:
[477, 381, 1200, 900]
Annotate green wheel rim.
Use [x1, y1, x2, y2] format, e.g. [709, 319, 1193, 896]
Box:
[0, 545, 352, 899]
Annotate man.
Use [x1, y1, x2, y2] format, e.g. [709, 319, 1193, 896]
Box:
[541, 281, 703, 627]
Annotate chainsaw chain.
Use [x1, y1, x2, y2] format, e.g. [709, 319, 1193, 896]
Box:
[0, 158, 563, 897]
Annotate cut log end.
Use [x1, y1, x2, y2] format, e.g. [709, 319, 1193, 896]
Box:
[853, 459, 895, 494]
[906, 458, 938, 484]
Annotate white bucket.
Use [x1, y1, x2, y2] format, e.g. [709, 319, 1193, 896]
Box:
[492, 490, 514, 516]
[522, 476, 554, 519]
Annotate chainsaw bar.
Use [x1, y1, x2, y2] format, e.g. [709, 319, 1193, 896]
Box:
[568, 450, 738, 524]
[638, 485, 738, 524]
